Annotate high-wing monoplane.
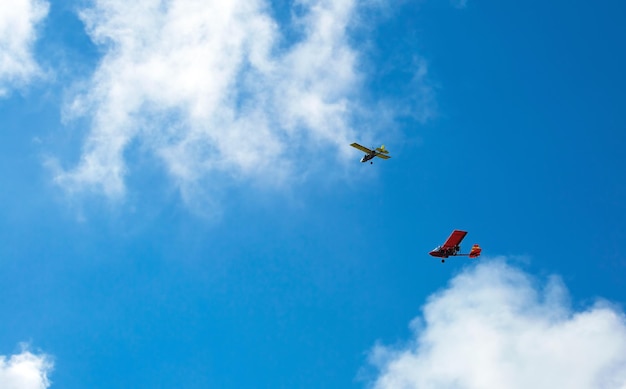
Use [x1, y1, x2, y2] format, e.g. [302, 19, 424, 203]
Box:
[429, 230, 482, 263]
[350, 143, 391, 164]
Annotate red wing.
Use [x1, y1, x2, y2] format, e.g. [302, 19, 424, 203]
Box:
[442, 230, 468, 249]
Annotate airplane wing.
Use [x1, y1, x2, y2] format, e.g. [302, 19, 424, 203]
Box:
[442, 230, 468, 248]
[375, 147, 389, 154]
[350, 143, 373, 154]
[375, 154, 391, 160]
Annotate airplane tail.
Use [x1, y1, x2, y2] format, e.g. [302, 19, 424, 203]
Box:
[469, 244, 482, 258]
[376, 145, 389, 154]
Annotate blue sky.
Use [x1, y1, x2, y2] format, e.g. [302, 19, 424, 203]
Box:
[2, 1, 626, 388]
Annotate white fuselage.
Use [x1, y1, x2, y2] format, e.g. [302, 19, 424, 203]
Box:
[360, 152, 377, 163]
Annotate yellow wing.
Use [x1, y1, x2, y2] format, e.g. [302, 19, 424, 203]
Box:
[350, 143, 373, 154]
[376, 145, 389, 154]
[375, 154, 391, 160]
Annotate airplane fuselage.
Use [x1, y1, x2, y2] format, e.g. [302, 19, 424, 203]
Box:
[429, 245, 460, 258]
[360, 153, 377, 163]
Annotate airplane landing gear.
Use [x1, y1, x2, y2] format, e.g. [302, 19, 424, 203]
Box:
[441, 259, 445, 263]
[370, 161, 373, 164]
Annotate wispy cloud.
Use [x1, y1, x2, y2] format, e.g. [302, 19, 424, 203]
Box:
[368, 260, 626, 389]
[0, 0, 48, 97]
[0, 348, 53, 389]
[52, 0, 383, 207]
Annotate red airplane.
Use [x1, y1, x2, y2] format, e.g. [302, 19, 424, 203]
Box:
[429, 230, 482, 263]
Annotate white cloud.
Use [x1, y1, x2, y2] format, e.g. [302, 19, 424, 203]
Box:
[0, 349, 53, 389]
[53, 0, 378, 205]
[368, 260, 626, 389]
[0, 0, 49, 97]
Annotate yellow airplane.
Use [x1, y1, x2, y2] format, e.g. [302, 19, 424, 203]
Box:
[350, 143, 391, 164]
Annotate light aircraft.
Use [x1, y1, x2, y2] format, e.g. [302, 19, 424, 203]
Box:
[350, 143, 391, 164]
[429, 229, 482, 263]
